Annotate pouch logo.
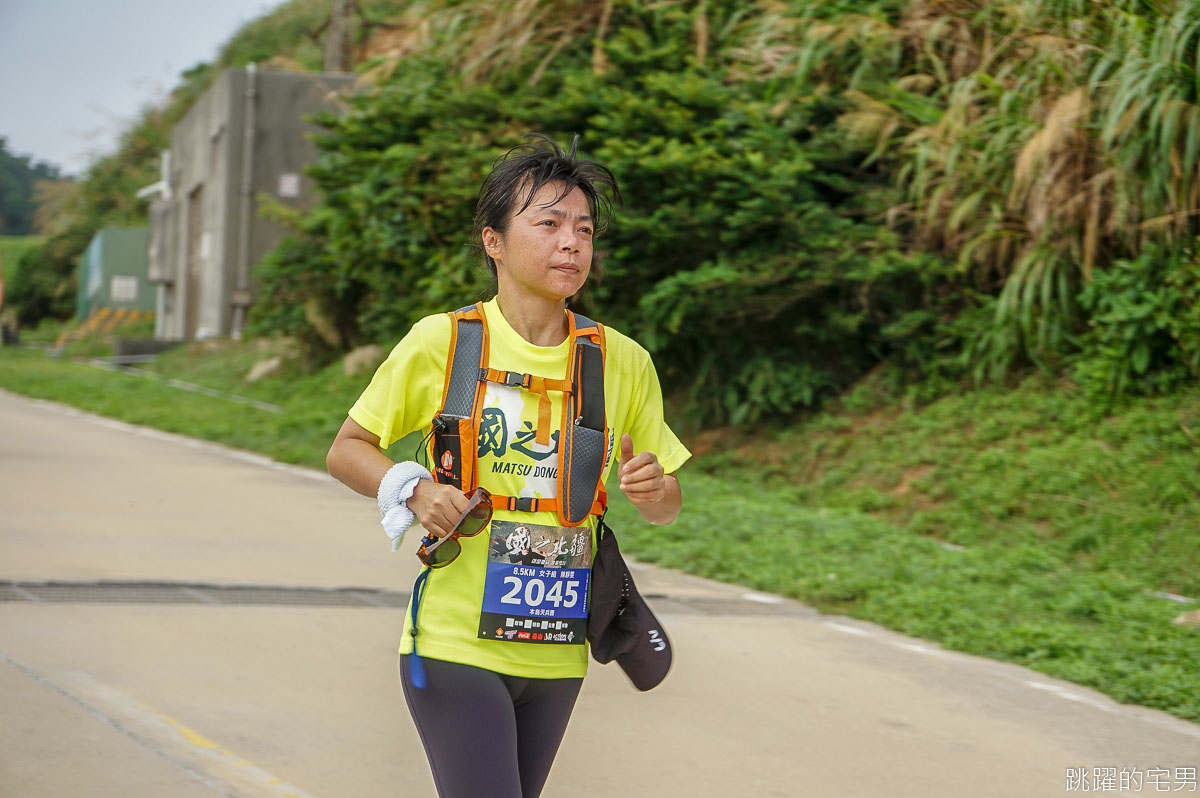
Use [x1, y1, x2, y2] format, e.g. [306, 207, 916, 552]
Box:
[440, 451, 454, 470]
[648, 629, 666, 652]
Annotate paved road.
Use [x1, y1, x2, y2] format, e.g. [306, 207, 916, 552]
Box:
[1, 388, 1197, 798]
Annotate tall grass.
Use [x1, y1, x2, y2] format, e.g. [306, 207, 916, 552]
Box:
[337, 0, 1200, 388]
[824, 0, 1200, 378]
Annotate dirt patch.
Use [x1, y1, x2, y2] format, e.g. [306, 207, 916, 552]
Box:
[892, 464, 935, 496]
[882, 464, 945, 520]
[729, 438, 794, 472]
[686, 426, 744, 459]
[847, 407, 896, 435]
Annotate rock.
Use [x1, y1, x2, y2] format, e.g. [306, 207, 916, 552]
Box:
[343, 344, 385, 376]
[189, 340, 229, 355]
[304, 298, 342, 348]
[1171, 610, 1200, 628]
[245, 355, 284, 383]
[253, 335, 300, 356]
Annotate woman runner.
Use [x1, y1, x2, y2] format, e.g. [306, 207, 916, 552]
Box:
[326, 135, 690, 798]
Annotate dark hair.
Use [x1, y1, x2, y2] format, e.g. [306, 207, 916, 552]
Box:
[473, 134, 620, 278]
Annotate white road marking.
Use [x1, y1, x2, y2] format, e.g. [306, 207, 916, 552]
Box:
[742, 592, 784, 604]
[892, 642, 945, 657]
[822, 621, 874, 637]
[1024, 680, 1115, 713]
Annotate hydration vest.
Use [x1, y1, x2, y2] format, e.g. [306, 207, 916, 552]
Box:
[429, 302, 609, 527]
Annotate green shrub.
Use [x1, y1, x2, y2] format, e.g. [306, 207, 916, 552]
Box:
[1073, 243, 1200, 400]
[254, 3, 955, 425]
[7, 235, 84, 325]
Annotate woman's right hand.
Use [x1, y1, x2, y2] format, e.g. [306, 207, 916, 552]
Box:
[408, 480, 472, 539]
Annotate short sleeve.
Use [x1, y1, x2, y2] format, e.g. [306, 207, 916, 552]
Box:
[623, 346, 691, 475]
[348, 314, 450, 448]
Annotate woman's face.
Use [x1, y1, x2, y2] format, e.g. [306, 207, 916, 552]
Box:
[483, 181, 594, 304]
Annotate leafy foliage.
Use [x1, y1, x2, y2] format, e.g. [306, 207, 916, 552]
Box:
[254, 1, 955, 424]
[0, 235, 41, 294]
[844, 0, 1200, 385]
[1074, 243, 1200, 400]
[253, 0, 1200, 422]
[6, 230, 90, 324]
[0, 138, 63, 236]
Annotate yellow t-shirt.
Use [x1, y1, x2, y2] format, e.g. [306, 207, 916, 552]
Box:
[349, 298, 691, 679]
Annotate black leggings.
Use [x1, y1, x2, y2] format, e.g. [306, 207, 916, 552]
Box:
[399, 655, 583, 798]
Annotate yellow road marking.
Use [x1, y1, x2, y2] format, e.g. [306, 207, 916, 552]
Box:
[44, 675, 324, 798]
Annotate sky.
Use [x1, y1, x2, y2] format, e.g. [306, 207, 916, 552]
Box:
[0, 1, 284, 179]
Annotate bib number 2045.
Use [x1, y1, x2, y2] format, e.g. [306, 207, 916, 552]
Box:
[500, 575, 580, 610]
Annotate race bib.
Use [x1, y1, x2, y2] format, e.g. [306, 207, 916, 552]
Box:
[479, 520, 592, 645]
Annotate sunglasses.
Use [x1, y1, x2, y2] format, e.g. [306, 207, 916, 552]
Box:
[416, 487, 493, 568]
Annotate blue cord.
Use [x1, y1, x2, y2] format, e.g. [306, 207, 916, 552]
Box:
[409, 565, 431, 689]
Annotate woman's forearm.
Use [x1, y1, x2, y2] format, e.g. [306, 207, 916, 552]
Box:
[327, 436, 396, 499]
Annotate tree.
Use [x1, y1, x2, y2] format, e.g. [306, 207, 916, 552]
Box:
[0, 137, 64, 235]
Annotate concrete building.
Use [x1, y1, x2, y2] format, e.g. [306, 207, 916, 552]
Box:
[139, 66, 356, 340]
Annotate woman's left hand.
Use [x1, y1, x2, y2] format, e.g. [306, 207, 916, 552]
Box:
[618, 434, 666, 504]
[617, 434, 681, 524]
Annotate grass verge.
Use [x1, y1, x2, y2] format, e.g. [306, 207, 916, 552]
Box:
[1, 342, 1197, 722]
[0, 346, 356, 469]
[604, 470, 1199, 721]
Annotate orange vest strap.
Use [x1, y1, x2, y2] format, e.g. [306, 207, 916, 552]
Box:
[536, 391, 553, 446]
[434, 304, 608, 525]
[479, 369, 571, 445]
[480, 368, 570, 394]
[492, 489, 607, 518]
[480, 368, 529, 389]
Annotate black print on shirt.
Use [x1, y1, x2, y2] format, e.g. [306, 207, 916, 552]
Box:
[511, 421, 559, 460]
[478, 409, 560, 462]
[478, 407, 507, 458]
[491, 461, 559, 479]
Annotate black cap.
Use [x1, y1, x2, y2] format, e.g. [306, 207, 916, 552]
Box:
[587, 523, 673, 691]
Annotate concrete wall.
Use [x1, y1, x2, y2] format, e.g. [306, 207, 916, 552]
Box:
[150, 67, 355, 341]
[153, 68, 236, 341]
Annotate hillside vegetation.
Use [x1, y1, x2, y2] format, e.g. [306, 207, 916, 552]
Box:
[250, 0, 1200, 426]
[0, 138, 63, 237]
[0, 235, 40, 289]
[5, 0, 1199, 423]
